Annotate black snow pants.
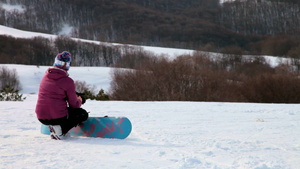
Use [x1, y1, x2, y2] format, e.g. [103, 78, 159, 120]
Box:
[38, 108, 89, 135]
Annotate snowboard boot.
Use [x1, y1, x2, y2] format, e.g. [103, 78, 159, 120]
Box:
[49, 125, 63, 140]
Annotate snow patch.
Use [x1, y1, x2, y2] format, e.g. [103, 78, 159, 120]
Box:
[1, 3, 25, 13]
[58, 24, 74, 36]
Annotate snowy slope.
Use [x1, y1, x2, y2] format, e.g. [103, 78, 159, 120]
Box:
[0, 64, 299, 169]
[0, 93, 299, 169]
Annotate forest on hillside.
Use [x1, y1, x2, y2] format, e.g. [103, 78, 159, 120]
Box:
[1, 0, 300, 58]
[0, 35, 154, 67]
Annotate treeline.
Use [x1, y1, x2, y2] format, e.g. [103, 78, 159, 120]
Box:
[219, 0, 300, 35]
[0, 35, 152, 67]
[2, 34, 300, 69]
[1, 0, 300, 56]
[110, 53, 300, 103]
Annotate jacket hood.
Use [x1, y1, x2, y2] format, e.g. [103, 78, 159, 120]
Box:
[46, 67, 69, 80]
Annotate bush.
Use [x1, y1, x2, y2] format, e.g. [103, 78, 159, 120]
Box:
[240, 73, 300, 103]
[110, 55, 243, 101]
[81, 88, 109, 101]
[0, 66, 21, 91]
[234, 56, 274, 77]
[75, 80, 96, 94]
[0, 85, 26, 101]
[75, 80, 109, 101]
[0, 66, 25, 101]
[110, 52, 300, 103]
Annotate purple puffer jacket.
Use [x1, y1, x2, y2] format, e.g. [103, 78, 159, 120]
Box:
[35, 67, 82, 119]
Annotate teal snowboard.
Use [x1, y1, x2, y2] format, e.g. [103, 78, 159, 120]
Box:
[41, 117, 132, 139]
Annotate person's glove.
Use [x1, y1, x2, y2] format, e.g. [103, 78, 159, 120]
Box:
[76, 92, 86, 105]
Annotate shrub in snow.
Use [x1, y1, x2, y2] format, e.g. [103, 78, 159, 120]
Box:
[75, 80, 109, 101]
[80, 89, 109, 101]
[0, 85, 26, 101]
[0, 66, 21, 91]
[0, 66, 25, 101]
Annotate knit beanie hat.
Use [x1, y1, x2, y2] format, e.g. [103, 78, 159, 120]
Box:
[54, 51, 71, 70]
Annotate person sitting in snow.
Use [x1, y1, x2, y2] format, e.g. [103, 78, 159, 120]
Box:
[35, 51, 88, 140]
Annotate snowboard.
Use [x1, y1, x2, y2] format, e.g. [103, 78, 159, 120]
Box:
[41, 116, 132, 139]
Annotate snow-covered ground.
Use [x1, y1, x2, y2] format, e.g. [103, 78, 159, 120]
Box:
[0, 64, 299, 169]
[0, 3, 25, 13]
[0, 25, 299, 168]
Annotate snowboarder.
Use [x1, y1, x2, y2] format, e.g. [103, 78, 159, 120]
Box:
[35, 51, 88, 140]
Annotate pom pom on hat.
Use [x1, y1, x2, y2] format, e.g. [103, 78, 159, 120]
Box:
[54, 51, 71, 70]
